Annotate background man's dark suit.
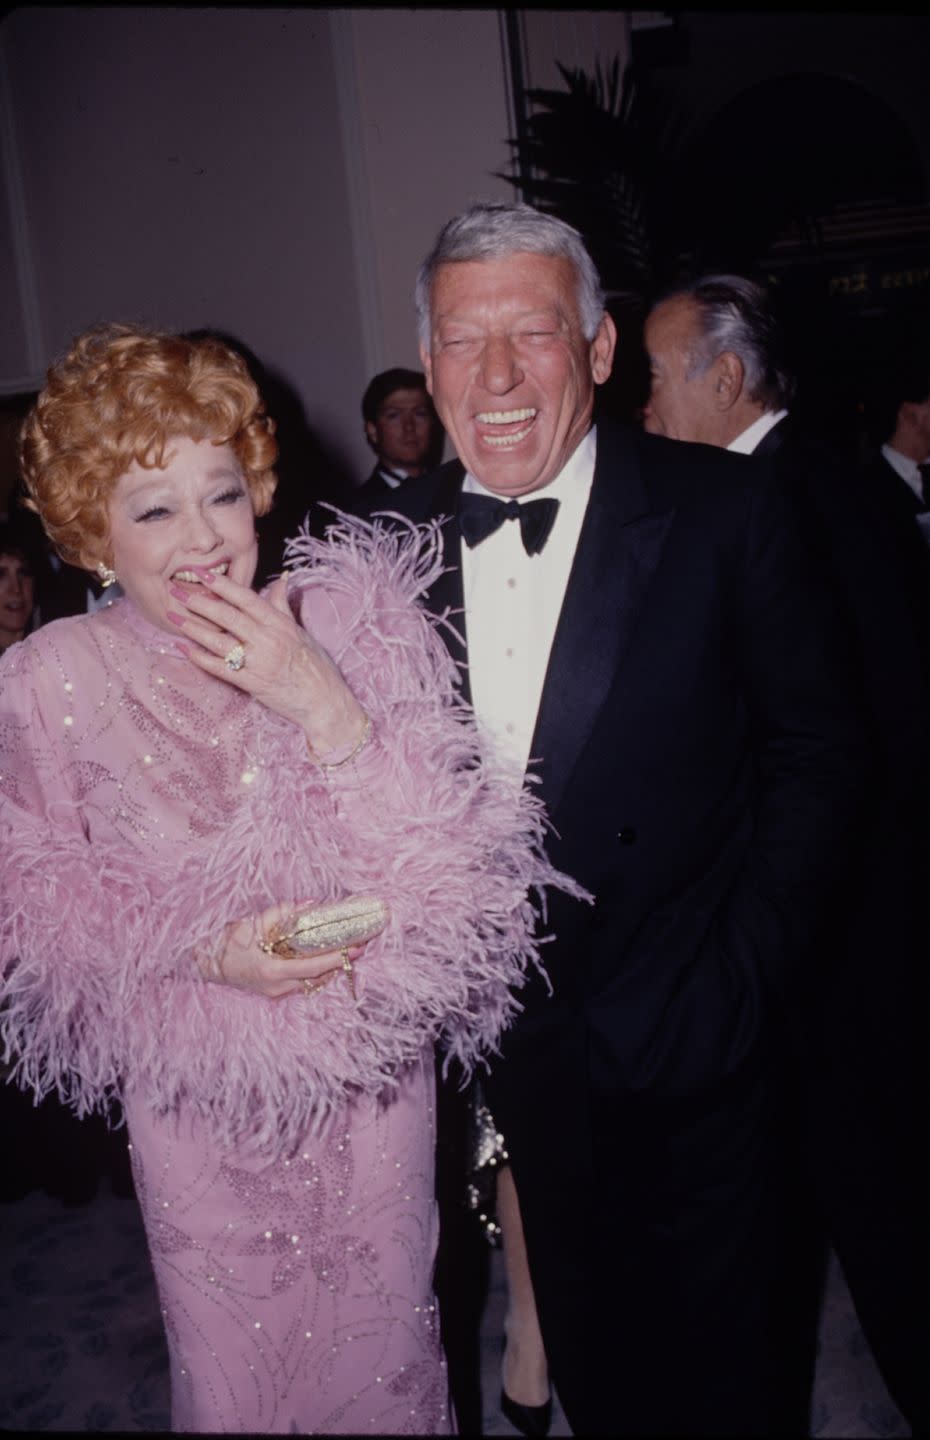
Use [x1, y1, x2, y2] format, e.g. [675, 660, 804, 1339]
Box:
[355, 464, 401, 505]
[754, 416, 930, 1431]
[861, 446, 928, 522]
[359, 415, 864, 1435]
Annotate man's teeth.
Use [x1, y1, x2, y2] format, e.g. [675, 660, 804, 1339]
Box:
[476, 408, 537, 447]
[485, 427, 534, 447]
[172, 563, 229, 583]
[475, 408, 537, 424]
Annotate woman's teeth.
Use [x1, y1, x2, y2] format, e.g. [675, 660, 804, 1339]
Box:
[171, 563, 229, 584]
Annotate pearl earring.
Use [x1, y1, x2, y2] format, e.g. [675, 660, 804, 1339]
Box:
[97, 563, 117, 588]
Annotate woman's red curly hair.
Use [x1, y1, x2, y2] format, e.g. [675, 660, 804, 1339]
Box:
[19, 323, 279, 570]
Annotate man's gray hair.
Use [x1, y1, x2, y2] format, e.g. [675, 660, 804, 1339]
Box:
[672, 275, 796, 410]
[415, 202, 606, 346]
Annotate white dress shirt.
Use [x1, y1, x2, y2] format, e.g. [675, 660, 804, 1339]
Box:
[460, 427, 597, 778]
[726, 409, 789, 455]
[880, 443, 929, 504]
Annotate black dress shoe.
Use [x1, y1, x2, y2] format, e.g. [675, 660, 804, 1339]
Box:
[500, 1388, 552, 1438]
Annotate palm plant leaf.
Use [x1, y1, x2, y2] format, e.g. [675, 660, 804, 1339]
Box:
[497, 57, 687, 297]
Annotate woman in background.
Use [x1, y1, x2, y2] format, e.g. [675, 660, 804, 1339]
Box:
[0, 525, 36, 652]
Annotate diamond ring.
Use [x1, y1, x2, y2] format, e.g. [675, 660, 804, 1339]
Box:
[224, 642, 246, 672]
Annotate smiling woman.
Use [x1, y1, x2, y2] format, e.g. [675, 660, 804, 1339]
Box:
[106, 434, 259, 634]
[19, 325, 276, 576]
[1, 323, 580, 1434]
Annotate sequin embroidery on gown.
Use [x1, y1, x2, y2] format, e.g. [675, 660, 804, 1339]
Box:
[1, 597, 453, 1432]
[1, 522, 583, 1433]
[126, 1061, 448, 1434]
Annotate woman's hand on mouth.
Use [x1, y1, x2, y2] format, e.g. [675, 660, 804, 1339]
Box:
[166, 569, 368, 757]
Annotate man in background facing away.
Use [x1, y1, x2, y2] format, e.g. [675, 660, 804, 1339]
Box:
[642, 274, 930, 1437]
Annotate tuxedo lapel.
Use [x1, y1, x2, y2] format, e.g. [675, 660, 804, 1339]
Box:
[413, 464, 472, 704]
[891, 466, 925, 516]
[393, 436, 675, 799]
[861, 453, 924, 518]
[530, 424, 675, 816]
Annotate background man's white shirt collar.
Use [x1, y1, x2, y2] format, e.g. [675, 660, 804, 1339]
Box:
[726, 409, 788, 454]
[881, 443, 929, 502]
[377, 463, 412, 489]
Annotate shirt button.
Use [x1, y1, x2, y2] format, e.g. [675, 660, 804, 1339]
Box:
[617, 828, 637, 845]
[507, 577, 517, 589]
[505, 648, 514, 658]
[505, 723, 515, 735]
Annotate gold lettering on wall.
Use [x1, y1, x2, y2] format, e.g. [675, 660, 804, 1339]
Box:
[879, 267, 930, 290]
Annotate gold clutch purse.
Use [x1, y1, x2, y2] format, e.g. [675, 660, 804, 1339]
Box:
[261, 895, 388, 960]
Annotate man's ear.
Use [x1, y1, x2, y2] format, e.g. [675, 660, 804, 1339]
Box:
[714, 352, 744, 411]
[419, 343, 434, 396]
[591, 312, 617, 384]
[364, 420, 379, 451]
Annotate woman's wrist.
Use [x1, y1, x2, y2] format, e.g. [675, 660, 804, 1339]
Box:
[196, 939, 226, 984]
[306, 708, 372, 769]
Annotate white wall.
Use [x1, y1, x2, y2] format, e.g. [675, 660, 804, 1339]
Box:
[1, 6, 368, 479]
[0, 7, 629, 487]
[331, 8, 517, 382]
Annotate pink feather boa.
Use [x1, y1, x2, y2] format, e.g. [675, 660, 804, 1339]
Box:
[1, 514, 588, 1157]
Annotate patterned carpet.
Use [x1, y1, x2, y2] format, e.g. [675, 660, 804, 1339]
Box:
[0, 1154, 909, 1437]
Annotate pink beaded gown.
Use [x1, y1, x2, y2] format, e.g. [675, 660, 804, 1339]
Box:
[0, 518, 576, 1433]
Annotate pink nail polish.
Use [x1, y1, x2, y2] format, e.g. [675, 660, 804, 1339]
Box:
[168, 584, 187, 602]
[166, 610, 185, 626]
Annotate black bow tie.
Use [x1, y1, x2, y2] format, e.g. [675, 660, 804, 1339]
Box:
[456, 492, 560, 556]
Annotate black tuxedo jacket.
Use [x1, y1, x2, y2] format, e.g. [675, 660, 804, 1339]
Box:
[757, 420, 930, 826]
[754, 415, 930, 1427]
[355, 464, 407, 505]
[358, 419, 865, 1153]
[754, 415, 930, 1062]
[860, 447, 927, 521]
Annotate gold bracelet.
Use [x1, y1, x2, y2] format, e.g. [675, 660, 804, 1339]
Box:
[315, 712, 372, 771]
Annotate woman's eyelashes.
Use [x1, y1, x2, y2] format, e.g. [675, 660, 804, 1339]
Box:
[135, 488, 245, 523]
